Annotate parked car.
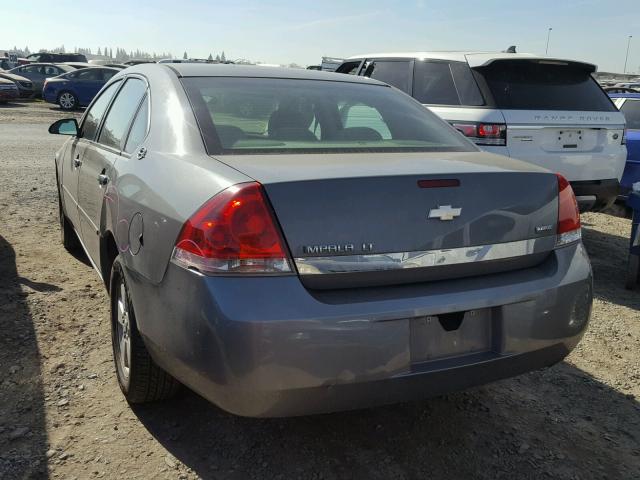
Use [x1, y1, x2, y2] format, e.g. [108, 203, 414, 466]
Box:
[43, 67, 119, 110]
[49, 64, 592, 417]
[0, 71, 34, 98]
[605, 86, 639, 94]
[8, 63, 74, 95]
[1, 57, 17, 70]
[336, 52, 627, 211]
[610, 93, 640, 199]
[614, 82, 640, 90]
[19, 52, 88, 65]
[61, 62, 94, 70]
[0, 78, 19, 102]
[123, 59, 155, 66]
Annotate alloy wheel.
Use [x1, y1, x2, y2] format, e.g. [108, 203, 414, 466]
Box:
[115, 279, 132, 382]
[59, 93, 75, 109]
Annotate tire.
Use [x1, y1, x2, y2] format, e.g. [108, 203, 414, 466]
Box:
[110, 257, 180, 403]
[58, 188, 80, 252]
[58, 91, 78, 111]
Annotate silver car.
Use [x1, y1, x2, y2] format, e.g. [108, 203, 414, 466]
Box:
[49, 64, 592, 417]
[8, 63, 74, 94]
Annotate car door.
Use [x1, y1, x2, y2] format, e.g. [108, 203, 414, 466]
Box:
[62, 80, 122, 236]
[77, 77, 147, 269]
[74, 68, 103, 105]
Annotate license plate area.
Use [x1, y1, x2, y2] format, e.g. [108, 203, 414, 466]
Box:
[410, 309, 492, 363]
[555, 129, 583, 149]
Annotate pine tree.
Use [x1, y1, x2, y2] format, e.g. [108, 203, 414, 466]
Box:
[208, 53, 213, 61]
[97, 47, 102, 55]
[183, 51, 188, 59]
[221, 51, 226, 62]
[215, 54, 221, 62]
[109, 48, 113, 59]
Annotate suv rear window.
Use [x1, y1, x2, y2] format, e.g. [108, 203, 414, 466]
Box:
[182, 77, 473, 154]
[476, 60, 616, 111]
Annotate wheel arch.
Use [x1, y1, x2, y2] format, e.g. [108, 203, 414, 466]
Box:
[101, 230, 119, 292]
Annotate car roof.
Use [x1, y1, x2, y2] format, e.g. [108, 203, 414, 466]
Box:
[345, 51, 596, 70]
[609, 93, 640, 99]
[18, 62, 72, 68]
[133, 63, 385, 84]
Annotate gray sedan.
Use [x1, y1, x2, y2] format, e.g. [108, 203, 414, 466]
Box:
[49, 64, 592, 417]
[8, 63, 74, 94]
[0, 70, 33, 98]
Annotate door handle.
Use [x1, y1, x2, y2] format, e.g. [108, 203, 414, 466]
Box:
[73, 154, 81, 168]
[97, 174, 109, 186]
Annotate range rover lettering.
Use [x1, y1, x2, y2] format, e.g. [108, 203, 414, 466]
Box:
[50, 64, 593, 417]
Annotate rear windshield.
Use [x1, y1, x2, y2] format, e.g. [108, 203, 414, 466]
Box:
[475, 60, 617, 112]
[182, 77, 474, 154]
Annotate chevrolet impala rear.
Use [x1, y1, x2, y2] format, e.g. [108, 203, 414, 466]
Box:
[52, 65, 593, 417]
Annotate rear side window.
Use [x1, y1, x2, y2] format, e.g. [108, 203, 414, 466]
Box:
[476, 60, 617, 111]
[413, 61, 484, 106]
[363, 60, 412, 94]
[77, 69, 99, 80]
[101, 69, 117, 81]
[81, 80, 121, 141]
[99, 78, 147, 150]
[620, 100, 640, 129]
[124, 95, 149, 153]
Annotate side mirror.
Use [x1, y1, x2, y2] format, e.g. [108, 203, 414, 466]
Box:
[49, 118, 79, 136]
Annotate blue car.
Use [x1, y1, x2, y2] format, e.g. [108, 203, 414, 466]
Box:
[43, 67, 119, 110]
[610, 93, 640, 198]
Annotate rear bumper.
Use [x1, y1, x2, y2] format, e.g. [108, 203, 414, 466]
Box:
[127, 242, 593, 417]
[0, 91, 19, 101]
[570, 179, 619, 211]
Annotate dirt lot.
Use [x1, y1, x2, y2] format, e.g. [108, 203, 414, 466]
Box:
[0, 101, 639, 480]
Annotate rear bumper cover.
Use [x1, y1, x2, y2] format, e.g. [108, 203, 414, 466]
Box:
[128, 242, 592, 417]
[570, 179, 619, 211]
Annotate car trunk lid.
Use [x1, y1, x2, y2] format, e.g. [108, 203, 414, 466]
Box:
[214, 151, 559, 289]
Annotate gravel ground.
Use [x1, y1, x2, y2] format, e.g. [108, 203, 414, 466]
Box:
[0, 101, 639, 480]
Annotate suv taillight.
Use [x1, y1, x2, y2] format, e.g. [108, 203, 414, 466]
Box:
[556, 173, 581, 246]
[451, 122, 507, 146]
[171, 182, 292, 275]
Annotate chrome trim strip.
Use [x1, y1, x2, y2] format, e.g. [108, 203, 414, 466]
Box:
[508, 124, 624, 130]
[294, 237, 557, 275]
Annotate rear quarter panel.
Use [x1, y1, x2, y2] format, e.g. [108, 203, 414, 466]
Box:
[108, 69, 251, 285]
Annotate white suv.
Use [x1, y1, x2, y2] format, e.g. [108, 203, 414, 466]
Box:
[337, 52, 627, 211]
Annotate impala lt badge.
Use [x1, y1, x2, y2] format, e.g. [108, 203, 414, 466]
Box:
[429, 205, 462, 221]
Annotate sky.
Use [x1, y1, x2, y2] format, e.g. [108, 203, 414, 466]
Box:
[3, 0, 640, 73]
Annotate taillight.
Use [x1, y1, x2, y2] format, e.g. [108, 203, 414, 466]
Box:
[451, 122, 507, 146]
[171, 182, 292, 275]
[556, 173, 581, 247]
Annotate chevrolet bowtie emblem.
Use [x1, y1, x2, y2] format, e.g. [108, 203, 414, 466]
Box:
[429, 205, 462, 221]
